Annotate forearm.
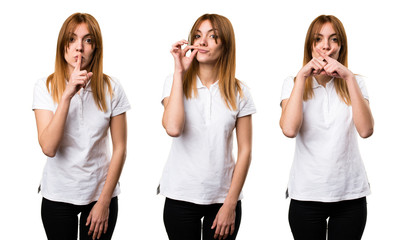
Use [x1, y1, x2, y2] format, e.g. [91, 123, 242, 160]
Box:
[98, 146, 126, 206]
[346, 76, 374, 138]
[162, 71, 185, 137]
[223, 150, 252, 208]
[37, 95, 71, 157]
[280, 76, 305, 138]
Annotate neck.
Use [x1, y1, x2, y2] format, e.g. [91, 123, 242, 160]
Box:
[198, 63, 218, 88]
[315, 75, 333, 87]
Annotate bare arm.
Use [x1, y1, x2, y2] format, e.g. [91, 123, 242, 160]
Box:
[162, 40, 198, 137]
[162, 71, 186, 137]
[346, 76, 374, 138]
[318, 49, 374, 138]
[279, 76, 305, 138]
[280, 56, 327, 138]
[34, 54, 92, 157]
[212, 115, 252, 240]
[86, 112, 127, 240]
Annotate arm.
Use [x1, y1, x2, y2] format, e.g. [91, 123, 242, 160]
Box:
[279, 76, 305, 138]
[162, 71, 186, 137]
[317, 48, 374, 138]
[346, 76, 374, 138]
[212, 115, 252, 240]
[86, 112, 127, 240]
[279, 56, 326, 138]
[162, 40, 198, 137]
[34, 53, 92, 157]
[34, 96, 71, 157]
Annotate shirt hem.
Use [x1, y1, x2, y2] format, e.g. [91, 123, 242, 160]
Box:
[159, 191, 242, 205]
[288, 190, 371, 203]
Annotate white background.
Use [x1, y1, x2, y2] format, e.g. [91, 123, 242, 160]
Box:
[1, 0, 404, 239]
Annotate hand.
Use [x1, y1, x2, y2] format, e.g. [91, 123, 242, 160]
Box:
[64, 52, 93, 99]
[297, 55, 327, 79]
[211, 203, 236, 240]
[86, 201, 110, 240]
[170, 40, 199, 73]
[315, 48, 354, 80]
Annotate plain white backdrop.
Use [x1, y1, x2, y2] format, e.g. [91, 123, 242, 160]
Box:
[1, 0, 404, 239]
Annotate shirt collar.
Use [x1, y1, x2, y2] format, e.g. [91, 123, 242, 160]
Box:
[312, 77, 334, 89]
[196, 75, 219, 89]
[83, 80, 92, 92]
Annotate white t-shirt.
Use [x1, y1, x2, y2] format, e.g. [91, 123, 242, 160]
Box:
[159, 75, 256, 205]
[280, 76, 371, 202]
[32, 77, 131, 205]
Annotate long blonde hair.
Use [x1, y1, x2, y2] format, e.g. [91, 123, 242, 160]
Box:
[47, 12, 112, 112]
[184, 14, 243, 110]
[302, 15, 351, 105]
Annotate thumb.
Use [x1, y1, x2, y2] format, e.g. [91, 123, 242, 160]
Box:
[87, 72, 93, 79]
[86, 212, 92, 226]
[211, 217, 218, 229]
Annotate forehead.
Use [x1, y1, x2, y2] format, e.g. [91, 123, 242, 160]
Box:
[197, 20, 214, 31]
[70, 22, 90, 35]
[317, 22, 336, 35]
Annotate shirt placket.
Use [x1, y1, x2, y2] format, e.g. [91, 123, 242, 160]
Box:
[322, 85, 331, 127]
[77, 92, 84, 126]
[205, 88, 212, 123]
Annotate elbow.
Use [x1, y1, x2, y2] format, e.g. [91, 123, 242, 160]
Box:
[281, 127, 298, 138]
[42, 147, 57, 158]
[359, 128, 374, 139]
[165, 126, 183, 137]
[39, 141, 58, 158]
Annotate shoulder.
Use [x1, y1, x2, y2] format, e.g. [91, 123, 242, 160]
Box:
[106, 75, 125, 93]
[354, 74, 367, 84]
[34, 77, 48, 87]
[34, 77, 51, 93]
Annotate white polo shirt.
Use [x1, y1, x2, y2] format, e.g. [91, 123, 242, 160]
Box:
[33, 77, 130, 205]
[159, 75, 256, 205]
[281, 76, 371, 202]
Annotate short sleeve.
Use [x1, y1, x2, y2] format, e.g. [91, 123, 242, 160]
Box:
[110, 78, 131, 117]
[280, 76, 295, 105]
[356, 75, 369, 101]
[32, 78, 56, 112]
[161, 74, 174, 105]
[237, 83, 256, 118]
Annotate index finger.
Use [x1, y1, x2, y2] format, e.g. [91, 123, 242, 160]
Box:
[315, 48, 332, 61]
[75, 53, 82, 71]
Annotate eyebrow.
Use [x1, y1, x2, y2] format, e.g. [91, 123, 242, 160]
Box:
[315, 33, 337, 37]
[69, 33, 93, 38]
[196, 29, 217, 33]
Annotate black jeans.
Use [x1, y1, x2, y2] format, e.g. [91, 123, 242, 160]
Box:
[41, 197, 118, 240]
[289, 197, 367, 240]
[164, 198, 242, 240]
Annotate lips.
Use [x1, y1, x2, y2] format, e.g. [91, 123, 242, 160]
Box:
[198, 49, 209, 53]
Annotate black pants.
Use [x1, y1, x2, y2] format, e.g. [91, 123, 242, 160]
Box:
[289, 197, 367, 240]
[164, 198, 242, 240]
[41, 197, 118, 240]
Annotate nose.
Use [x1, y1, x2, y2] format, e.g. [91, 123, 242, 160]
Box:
[199, 36, 207, 47]
[75, 40, 83, 52]
[321, 39, 331, 50]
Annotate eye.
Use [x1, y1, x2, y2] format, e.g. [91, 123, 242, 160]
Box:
[69, 37, 75, 42]
[194, 34, 201, 39]
[209, 34, 218, 39]
[331, 37, 338, 42]
[315, 37, 322, 42]
[84, 37, 93, 44]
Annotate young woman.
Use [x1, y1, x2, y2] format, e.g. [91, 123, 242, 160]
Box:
[159, 14, 256, 240]
[33, 13, 130, 240]
[280, 15, 374, 240]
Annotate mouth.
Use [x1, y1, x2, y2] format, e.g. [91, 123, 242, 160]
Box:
[198, 49, 209, 53]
